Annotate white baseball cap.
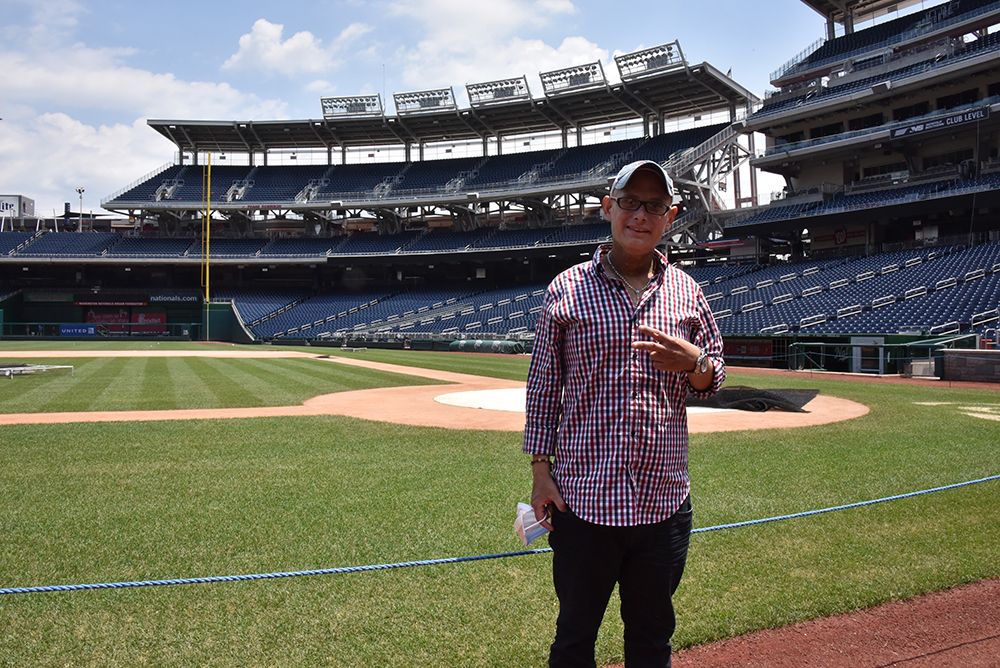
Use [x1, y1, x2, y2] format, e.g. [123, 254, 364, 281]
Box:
[611, 160, 675, 198]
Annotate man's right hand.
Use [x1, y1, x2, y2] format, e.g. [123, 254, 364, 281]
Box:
[530, 467, 566, 531]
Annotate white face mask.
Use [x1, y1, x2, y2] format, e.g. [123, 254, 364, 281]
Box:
[514, 502, 550, 546]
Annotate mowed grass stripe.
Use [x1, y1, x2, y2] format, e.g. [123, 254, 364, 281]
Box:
[195, 357, 330, 407]
[236, 358, 360, 397]
[0, 355, 441, 413]
[86, 356, 150, 411]
[249, 357, 435, 394]
[0, 357, 119, 413]
[166, 357, 222, 410]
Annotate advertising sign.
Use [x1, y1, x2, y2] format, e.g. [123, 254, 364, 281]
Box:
[60, 324, 97, 337]
[85, 308, 130, 333]
[132, 312, 167, 334]
[890, 106, 989, 139]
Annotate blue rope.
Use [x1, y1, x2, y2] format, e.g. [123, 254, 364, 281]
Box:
[2, 474, 996, 596]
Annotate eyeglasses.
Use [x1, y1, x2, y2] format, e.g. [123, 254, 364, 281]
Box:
[611, 196, 671, 216]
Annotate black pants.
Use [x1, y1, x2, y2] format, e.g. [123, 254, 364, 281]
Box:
[548, 497, 692, 668]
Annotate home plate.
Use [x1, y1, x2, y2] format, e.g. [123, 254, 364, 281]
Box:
[434, 388, 735, 414]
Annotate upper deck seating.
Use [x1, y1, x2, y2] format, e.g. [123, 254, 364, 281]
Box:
[782, 0, 1000, 77]
[241, 165, 332, 202]
[331, 230, 422, 255]
[396, 157, 481, 192]
[403, 228, 493, 253]
[472, 228, 557, 249]
[107, 238, 196, 256]
[260, 238, 338, 256]
[541, 222, 612, 245]
[640, 124, 731, 163]
[0, 232, 37, 255]
[464, 149, 561, 187]
[544, 139, 642, 180]
[316, 163, 405, 197]
[106, 165, 185, 203]
[18, 232, 120, 256]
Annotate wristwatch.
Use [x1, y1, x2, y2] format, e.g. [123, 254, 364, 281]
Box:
[691, 349, 710, 375]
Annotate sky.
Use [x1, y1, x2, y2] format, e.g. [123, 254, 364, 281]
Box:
[1, 0, 850, 218]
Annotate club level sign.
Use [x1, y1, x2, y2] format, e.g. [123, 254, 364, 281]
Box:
[891, 106, 990, 139]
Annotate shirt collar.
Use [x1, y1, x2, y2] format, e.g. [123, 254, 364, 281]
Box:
[592, 244, 668, 279]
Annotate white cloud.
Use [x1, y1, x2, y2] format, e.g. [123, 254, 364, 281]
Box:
[0, 110, 168, 218]
[383, 0, 604, 101]
[223, 19, 334, 75]
[390, 0, 575, 38]
[0, 44, 287, 120]
[223, 19, 374, 77]
[306, 80, 336, 94]
[0, 20, 289, 215]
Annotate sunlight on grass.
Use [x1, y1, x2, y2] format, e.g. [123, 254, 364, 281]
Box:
[0, 347, 997, 666]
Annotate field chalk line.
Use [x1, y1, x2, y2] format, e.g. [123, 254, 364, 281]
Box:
[2, 474, 997, 596]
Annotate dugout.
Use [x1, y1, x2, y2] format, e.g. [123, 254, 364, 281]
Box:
[787, 332, 980, 376]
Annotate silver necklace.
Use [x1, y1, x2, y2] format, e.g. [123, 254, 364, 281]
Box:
[605, 253, 652, 299]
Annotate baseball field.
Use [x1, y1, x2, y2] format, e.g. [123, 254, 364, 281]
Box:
[0, 341, 997, 666]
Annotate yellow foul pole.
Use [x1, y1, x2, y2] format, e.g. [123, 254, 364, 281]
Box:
[202, 154, 212, 339]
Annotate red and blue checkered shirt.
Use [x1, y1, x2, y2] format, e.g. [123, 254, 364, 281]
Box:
[523, 245, 726, 526]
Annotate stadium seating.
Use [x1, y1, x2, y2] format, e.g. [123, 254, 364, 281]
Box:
[0, 231, 38, 255]
[775, 0, 1000, 81]
[260, 238, 338, 256]
[107, 237, 197, 256]
[714, 242, 1000, 335]
[18, 232, 120, 256]
[541, 222, 612, 245]
[402, 228, 493, 253]
[464, 149, 562, 188]
[472, 228, 557, 249]
[102, 123, 733, 211]
[727, 170, 1000, 229]
[331, 231, 422, 255]
[242, 165, 332, 202]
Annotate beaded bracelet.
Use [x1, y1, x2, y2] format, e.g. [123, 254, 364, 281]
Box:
[530, 456, 552, 469]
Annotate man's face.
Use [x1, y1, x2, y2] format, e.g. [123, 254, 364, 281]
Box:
[601, 169, 677, 258]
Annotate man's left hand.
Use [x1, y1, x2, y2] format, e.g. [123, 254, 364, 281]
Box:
[633, 325, 700, 372]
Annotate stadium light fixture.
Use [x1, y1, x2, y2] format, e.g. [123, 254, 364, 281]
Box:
[321, 95, 384, 118]
[540, 61, 606, 96]
[394, 88, 458, 115]
[75, 187, 84, 232]
[615, 41, 684, 80]
[467, 76, 531, 106]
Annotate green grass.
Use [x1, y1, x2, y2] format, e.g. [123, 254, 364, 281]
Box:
[0, 355, 442, 412]
[304, 345, 532, 382]
[0, 343, 998, 666]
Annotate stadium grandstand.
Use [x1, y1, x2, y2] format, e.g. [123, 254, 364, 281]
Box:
[1, 11, 998, 376]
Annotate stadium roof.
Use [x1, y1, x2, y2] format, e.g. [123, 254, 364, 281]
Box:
[148, 43, 756, 155]
[799, 0, 924, 26]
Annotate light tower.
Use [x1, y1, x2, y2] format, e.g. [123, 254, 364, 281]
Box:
[75, 187, 85, 232]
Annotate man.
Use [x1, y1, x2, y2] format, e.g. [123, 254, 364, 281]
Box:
[524, 160, 725, 668]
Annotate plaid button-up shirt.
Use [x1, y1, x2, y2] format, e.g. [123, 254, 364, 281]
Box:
[523, 245, 725, 526]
